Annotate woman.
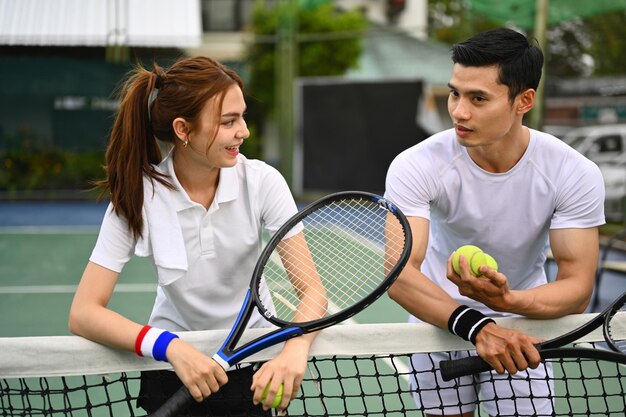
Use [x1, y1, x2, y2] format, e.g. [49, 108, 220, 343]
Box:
[68, 56, 314, 415]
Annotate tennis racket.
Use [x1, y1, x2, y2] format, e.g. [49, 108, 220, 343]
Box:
[440, 290, 626, 382]
[149, 191, 412, 416]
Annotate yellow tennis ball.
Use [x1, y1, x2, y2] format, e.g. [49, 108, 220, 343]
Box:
[470, 252, 498, 277]
[452, 245, 482, 275]
[261, 382, 283, 408]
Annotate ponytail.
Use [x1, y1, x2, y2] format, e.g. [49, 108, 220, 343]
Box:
[95, 63, 172, 240]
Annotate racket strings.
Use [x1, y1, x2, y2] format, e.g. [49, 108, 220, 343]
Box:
[276, 233, 379, 311]
[259, 198, 407, 323]
[292, 200, 403, 311]
[305, 224, 385, 295]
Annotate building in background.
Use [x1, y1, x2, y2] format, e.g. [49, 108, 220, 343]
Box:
[3, 0, 622, 199]
[545, 76, 626, 133]
[0, 0, 434, 151]
[0, 0, 441, 199]
[0, 0, 202, 153]
[193, 0, 427, 61]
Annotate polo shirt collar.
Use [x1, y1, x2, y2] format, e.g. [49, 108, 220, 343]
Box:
[158, 150, 240, 210]
[215, 165, 239, 203]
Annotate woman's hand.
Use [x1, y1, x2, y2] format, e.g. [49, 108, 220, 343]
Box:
[250, 337, 311, 411]
[166, 338, 229, 402]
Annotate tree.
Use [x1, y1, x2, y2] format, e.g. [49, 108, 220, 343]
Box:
[427, 0, 497, 45]
[585, 10, 626, 76]
[426, 0, 626, 78]
[243, 1, 368, 160]
[545, 20, 591, 77]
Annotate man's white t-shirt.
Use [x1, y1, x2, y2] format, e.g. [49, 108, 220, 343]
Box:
[385, 128, 605, 318]
[90, 152, 298, 332]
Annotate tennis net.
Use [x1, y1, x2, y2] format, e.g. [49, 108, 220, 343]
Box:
[1, 315, 625, 416]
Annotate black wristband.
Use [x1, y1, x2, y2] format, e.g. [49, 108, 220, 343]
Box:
[447, 305, 495, 345]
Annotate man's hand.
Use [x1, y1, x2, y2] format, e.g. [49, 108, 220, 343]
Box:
[473, 322, 542, 375]
[447, 253, 518, 312]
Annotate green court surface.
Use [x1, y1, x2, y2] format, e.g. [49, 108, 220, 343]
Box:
[0, 229, 409, 338]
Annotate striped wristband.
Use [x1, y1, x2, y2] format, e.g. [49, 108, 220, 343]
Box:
[134, 325, 179, 362]
[447, 305, 495, 345]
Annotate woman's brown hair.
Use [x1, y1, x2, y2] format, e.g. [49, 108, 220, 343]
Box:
[95, 56, 244, 240]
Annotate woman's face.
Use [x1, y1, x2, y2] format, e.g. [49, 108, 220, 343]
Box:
[186, 84, 250, 169]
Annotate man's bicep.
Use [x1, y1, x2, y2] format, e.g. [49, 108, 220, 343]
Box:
[549, 227, 599, 281]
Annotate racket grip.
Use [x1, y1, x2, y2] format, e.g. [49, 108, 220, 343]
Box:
[148, 386, 194, 417]
[439, 355, 493, 382]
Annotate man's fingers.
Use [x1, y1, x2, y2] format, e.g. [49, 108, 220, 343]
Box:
[523, 343, 542, 369]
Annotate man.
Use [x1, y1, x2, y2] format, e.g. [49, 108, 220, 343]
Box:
[385, 27, 605, 416]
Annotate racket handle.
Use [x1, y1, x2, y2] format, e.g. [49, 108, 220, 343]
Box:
[148, 386, 194, 417]
[439, 355, 492, 382]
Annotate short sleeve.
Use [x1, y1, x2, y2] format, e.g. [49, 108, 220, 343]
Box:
[89, 203, 135, 272]
[256, 165, 299, 235]
[384, 149, 436, 220]
[551, 156, 605, 229]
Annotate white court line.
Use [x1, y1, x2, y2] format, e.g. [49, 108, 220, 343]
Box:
[0, 283, 156, 294]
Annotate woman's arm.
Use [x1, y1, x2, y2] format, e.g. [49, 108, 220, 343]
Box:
[68, 261, 228, 402]
[250, 332, 315, 411]
[250, 231, 324, 411]
[69, 262, 141, 348]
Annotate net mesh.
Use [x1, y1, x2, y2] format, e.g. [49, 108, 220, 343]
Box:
[1, 319, 625, 417]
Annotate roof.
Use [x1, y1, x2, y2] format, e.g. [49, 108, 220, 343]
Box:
[0, 0, 202, 47]
[346, 26, 453, 87]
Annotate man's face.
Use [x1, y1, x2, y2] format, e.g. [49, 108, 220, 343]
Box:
[447, 64, 522, 148]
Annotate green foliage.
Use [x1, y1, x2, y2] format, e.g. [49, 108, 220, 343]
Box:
[585, 10, 626, 76]
[0, 135, 104, 196]
[544, 22, 589, 77]
[427, 0, 498, 45]
[427, 0, 626, 77]
[245, 2, 368, 118]
[297, 5, 368, 74]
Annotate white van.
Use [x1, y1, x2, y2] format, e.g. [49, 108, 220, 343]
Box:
[562, 124, 626, 165]
[561, 124, 626, 221]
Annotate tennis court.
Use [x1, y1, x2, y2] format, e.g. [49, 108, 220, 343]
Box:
[0, 201, 410, 338]
[1, 201, 626, 416]
[0, 200, 410, 416]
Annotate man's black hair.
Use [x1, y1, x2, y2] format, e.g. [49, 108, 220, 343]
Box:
[451, 28, 544, 101]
